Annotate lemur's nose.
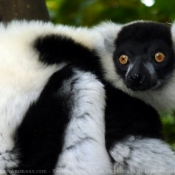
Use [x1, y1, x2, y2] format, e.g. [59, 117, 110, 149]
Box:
[128, 74, 145, 84]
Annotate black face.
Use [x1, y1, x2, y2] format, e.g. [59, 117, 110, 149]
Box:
[113, 22, 175, 91]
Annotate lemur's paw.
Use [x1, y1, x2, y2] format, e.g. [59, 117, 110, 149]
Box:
[110, 136, 175, 175]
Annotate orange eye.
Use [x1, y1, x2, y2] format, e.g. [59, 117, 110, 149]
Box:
[119, 55, 128, 65]
[155, 52, 165, 63]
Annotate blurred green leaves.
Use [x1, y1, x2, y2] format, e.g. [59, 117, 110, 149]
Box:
[161, 112, 175, 149]
[46, 0, 175, 26]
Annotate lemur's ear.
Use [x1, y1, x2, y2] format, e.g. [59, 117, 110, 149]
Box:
[91, 21, 122, 54]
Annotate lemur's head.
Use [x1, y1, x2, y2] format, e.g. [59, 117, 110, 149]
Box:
[93, 21, 175, 110]
[113, 22, 175, 91]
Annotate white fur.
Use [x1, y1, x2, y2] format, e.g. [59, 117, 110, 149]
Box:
[55, 70, 112, 175]
[110, 136, 175, 175]
[92, 21, 175, 112]
[6, 20, 96, 50]
[91, 22, 124, 91]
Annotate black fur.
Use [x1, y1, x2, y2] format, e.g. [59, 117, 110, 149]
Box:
[116, 22, 172, 45]
[35, 35, 102, 76]
[15, 65, 76, 174]
[105, 83, 162, 151]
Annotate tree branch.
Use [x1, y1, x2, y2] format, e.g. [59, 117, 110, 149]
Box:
[0, 0, 50, 22]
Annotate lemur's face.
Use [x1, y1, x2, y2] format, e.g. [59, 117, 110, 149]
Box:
[113, 22, 175, 91]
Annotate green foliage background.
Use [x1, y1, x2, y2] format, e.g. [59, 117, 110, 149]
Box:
[46, 0, 175, 26]
[46, 0, 175, 149]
